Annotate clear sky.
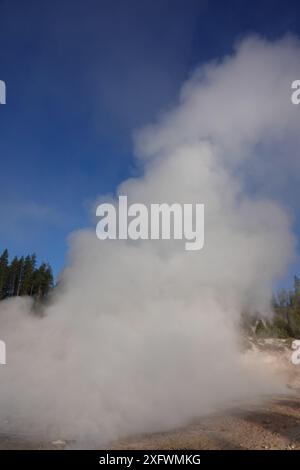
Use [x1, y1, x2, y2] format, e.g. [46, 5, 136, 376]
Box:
[0, 0, 300, 282]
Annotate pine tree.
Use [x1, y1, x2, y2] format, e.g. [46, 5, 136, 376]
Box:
[34, 262, 54, 299]
[16, 256, 24, 296]
[6, 256, 19, 297]
[294, 275, 300, 295]
[19, 254, 36, 296]
[0, 250, 54, 302]
[294, 275, 300, 313]
[277, 288, 293, 335]
[0, 249, 9, 299]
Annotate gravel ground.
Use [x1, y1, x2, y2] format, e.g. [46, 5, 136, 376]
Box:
[1, 338, 300, 450]
[2, 394, 299, 450]
[111, 394, 300, 450]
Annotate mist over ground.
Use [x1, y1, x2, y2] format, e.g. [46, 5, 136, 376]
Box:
[0, 35, 300, 446]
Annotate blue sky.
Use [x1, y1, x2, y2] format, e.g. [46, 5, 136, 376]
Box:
[0, 0, 300, 282]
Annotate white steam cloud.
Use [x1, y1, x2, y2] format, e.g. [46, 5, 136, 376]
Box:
[0, 35, 300, 446]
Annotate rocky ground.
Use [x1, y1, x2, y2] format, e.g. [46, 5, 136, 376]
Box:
[0, 338, 300, 450]
[111, 395, 300, 450]
[111, 338, 300, 450]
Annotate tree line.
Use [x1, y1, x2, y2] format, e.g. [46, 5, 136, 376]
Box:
[1, 245, 300, 338]
[270, 275, 300, 337]
[246, 275, 300, 338]
[0, 249, 53, 300]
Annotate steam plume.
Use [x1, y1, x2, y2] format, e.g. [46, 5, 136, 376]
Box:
[0, 35, 300, 446]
